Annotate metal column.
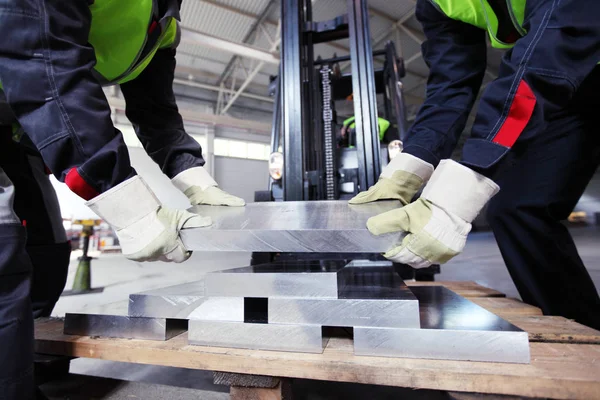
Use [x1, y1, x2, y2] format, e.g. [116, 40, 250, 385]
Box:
[347, 0, 381, 191]
[281, 0, 304, 201]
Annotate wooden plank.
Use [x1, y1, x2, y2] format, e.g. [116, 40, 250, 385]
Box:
[34, 319, 600, 400]
[230, 380, 292, 400]
[469, 297, 543, 318]
[506, 316, 600, 344]
[406, 281, 505, 298]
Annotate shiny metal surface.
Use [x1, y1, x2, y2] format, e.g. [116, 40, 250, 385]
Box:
[128, 280, 206, 318]
[187, 297, 244, 321]
[269, 265, 420, 328]
[205, 262, 344, 298]
[188, 320, 326, 353]
[354, 287, 530, 363]
[181, 200, 402, 252]
[64, 301, 187, 341]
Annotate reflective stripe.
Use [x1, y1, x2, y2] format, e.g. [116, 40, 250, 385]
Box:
[492, 79, 536, 147]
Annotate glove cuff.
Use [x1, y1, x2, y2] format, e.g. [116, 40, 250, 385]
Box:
[85, 175, 160, 230]
[421, 159, 499, 222]
[172, 167, 217, 192]
[381, 153, 434, 182]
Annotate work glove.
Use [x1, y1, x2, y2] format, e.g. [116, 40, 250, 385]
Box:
[172, 166, 245, 207]
[86, 175, 211, 263]
[367, 159, 499, 269]
[349, 153, 434, 205]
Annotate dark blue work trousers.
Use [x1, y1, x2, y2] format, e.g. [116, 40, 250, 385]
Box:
[487, 69, 600, 330]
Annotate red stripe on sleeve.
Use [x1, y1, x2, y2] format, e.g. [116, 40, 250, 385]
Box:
[65, 168, 100, 200]
[492, 79, 536, 148]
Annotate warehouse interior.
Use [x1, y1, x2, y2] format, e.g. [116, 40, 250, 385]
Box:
[7, 0, 599, 399]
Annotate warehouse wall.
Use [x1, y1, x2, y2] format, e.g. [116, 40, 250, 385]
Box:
[213, 156, 268, 203]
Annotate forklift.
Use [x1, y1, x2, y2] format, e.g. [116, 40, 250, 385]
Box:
[253, 0, 439, 281]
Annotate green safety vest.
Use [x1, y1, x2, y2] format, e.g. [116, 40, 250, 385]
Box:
[343, 116, 390, 142]
[0, 0, 180, 92]
[429, 0, 527, 49]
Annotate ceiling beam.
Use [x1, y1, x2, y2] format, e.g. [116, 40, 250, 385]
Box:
[180, 27, 280, 65]
[108, 96, 271, 134]
[173, 78, 273, 103]
[217, 0, 277, 86]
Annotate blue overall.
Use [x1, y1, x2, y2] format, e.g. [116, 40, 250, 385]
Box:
[404, 0, 600, 329]
[0, 1, 206, 398]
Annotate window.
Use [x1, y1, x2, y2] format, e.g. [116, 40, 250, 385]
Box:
[213, 138, 270, 161]
[228, 140, 248, 158]
[192, 135, 207, 150]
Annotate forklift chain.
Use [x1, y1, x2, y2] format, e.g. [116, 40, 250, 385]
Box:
[320, 65, 335, 200]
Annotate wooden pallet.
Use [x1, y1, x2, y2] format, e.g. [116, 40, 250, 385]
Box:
[34, 281, 600, 399]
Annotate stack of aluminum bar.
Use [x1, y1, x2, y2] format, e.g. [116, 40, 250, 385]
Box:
[64, 261, 530, 363]
[187, 261, 420, 353]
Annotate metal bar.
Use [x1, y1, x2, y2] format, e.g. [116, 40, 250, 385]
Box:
[188, 320, 326, 353]
[269, 265, 420, 328]
[107, 97, 271, 134]
[281, 0, 304, 201]
[354, 287, 531, 363]
[64, 301, 187, 340]
[128, 281, 206, 319]
[270, 75, 282, 153]
[216, 0, 277, 86]
[180, 28, 280, 65]
[181, 200, 403, 253]
[204, 262, 345, 298]
[347, 0, 381, 191]
[173, 78, 273, 103]
[313, 49, 387, 65]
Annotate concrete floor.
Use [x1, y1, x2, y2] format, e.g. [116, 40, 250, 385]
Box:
[41, 226, 600, 400]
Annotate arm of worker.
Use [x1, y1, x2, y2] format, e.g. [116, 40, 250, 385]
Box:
[119, 48, 245, 207]
[367, 0, 600, 269]
[349, 0, 487, 205]
[0, 0, 209, 263]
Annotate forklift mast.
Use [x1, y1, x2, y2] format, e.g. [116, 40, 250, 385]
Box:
[272, 0, 409, 202]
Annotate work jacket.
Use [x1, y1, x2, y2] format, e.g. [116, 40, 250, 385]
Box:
[402, 0, 600, 176]
[0, 0, 205, 198]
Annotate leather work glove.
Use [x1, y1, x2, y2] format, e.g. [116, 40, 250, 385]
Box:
[86, 175, 211, 263]
[349, 153, 434, 205]
[172, 167, 245, 207]
[367, 159, 499, 269]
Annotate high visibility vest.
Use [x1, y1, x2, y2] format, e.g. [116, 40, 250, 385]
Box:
[0, 0, 180, 92]
[428, 0, 527, 49]
[343, 116, 390, 142]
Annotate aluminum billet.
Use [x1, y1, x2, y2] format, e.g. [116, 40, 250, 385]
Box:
[204, 262, 344, 298]
[353, 287, 530, 363]
[128, 280, 206, 318]
[188, 320, 326, 353]
[269, 265, 420, 328]
[181, 200, 401, 252]
[64, 301, 187, 341]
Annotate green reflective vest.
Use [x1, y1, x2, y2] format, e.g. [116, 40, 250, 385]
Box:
[429, 0, 526, 49]
[90, 0, 180, 85]
[343, 116, 390, 142]
[0, 0, 180, 92]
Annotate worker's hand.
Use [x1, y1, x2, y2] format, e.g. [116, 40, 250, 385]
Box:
[172, 167, 245, 207]
[86, 176, 212, 263]
[349, 153, 433, 205]
[367, 159, 499, 269]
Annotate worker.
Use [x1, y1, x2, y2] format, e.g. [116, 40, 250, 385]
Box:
[339, 115, 390, 148]
[0, 1, 243, 398]
[350, 0, 600, 330]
